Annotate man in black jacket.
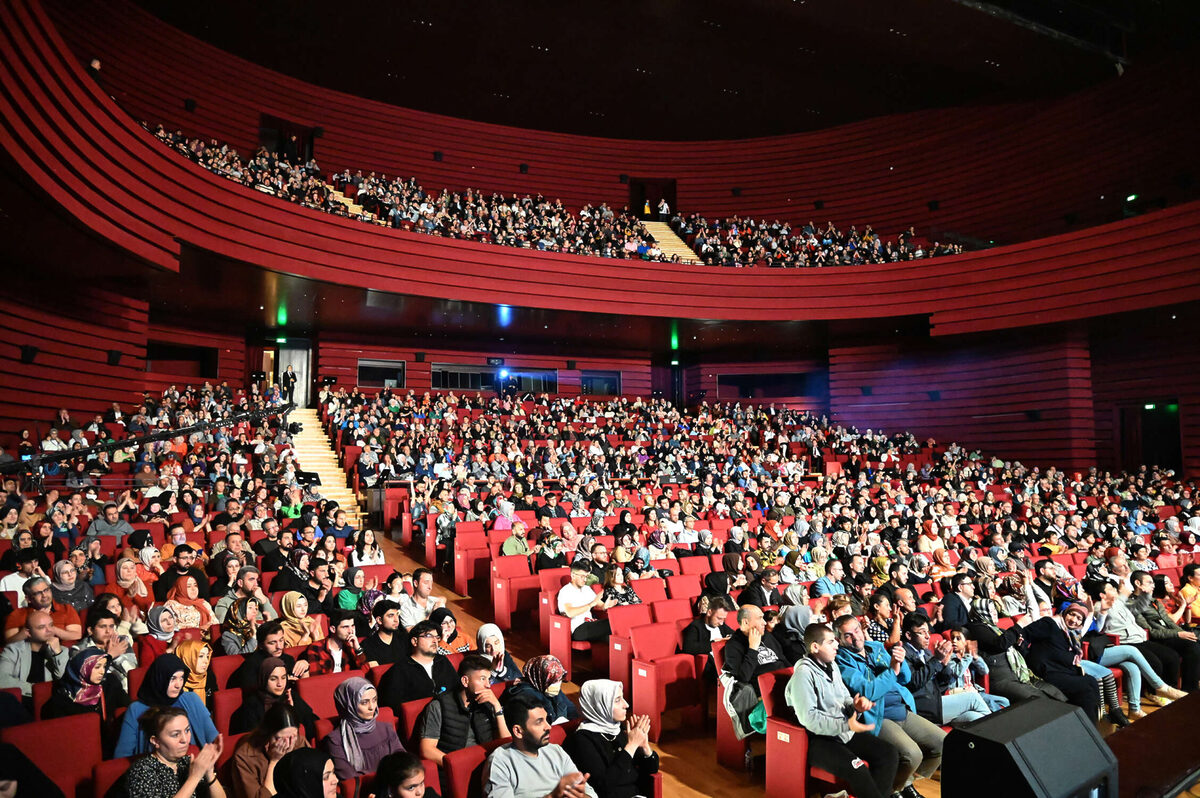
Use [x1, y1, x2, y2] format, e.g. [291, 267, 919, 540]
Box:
[902, 614, 991, 725]
[415, 654, 508, 766]
[721, 604, 785, 696]
[680, 597, 732, 681]
[738, 568, 784, 608]
[154, 545, 210, 602]
[377, 620, 458, 711]
[935, 574, 972, 633]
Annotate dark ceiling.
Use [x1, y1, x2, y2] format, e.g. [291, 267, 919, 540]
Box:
[129, 0, 1193, 140]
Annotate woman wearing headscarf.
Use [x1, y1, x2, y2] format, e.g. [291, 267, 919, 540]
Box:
[622, 549, 657, 582]
[723, 525, 747, 554]
[929, 547, 957, 582]
[42, 646, 129, 756]
[113, 653, 218, 758]
[230, 703, 310, 798]
[563, 679, 658, 798]
[611, 511, 637, 544]
[613, 530, 639, 565]
[504, 655, 579, 724]
[220, 596, 262, 656]
[177, 640, 216, 708]
[428, 607, 474, 655]
[135, 545, 166, 587]
[809, 546, 830, 579]
[585, 509, 609, 538]
[323, 677, 403, 780]
[691, 528, 722, 560]
[534, 533, 567, 572]
[337, 567, 375, 611]
[136, 606, 179, 664]
[869, 549, 892, 588]
[645, 529, 674, 562]
[772, 603, 814, 663]
[476, 623, 521, 684]
[280, 591, 325, 647]
[272, 749, 335, 798]
[230, 657, 318, 742]
[165, 574, 219, 631]
[50, 558, 95, 612]
[721, 553, 748, 591]
[112, 557, 154, 614]
[271, 549, 313, 595]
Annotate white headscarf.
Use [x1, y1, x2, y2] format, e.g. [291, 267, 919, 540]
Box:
[577, 679, 623, 737]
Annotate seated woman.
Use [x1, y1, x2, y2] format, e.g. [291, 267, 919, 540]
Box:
[371, 752, 441, 798]
[350, 529, 386, 567]
[534, 534, 567, 572]
[136, 606, 179, 665]
[1023, 605, 1126, 726]
[230, 703, 310, 798]
[563, 679, 659, 798]
[220, 596, 263, 656]
[230, 657, 318, 742]
[323, 677, 403, 781]
[429, 607, 474, 655]
[136, 546, 166, 589]
[336, 567, 378, 612]
[114, 653, 218, 758]
[280, 591, 325, 648]
[613, 531, 639, 566]
[645, 530, 675, 563]
[272, 750, 335, 798]
[600, 565, 641, 606]
[622, 550, 658, 582]
[111, 558, 154, 615]
[268, 550, 312, 595]
[177, 640, 216, 708]
[476, 623, 521, 684]
[504, 655, 579, 725]
[212, 557, 243, 598]
[165, 575, 219, 631]
[50, 558, 95, 613]
[125, 706, 226, 798]
[690, 529, 722, 560]
[42, 646, 129, 757]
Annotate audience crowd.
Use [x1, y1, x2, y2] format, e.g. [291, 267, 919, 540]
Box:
[147, 123, 960, 271]
[0, 383, 1196, 798]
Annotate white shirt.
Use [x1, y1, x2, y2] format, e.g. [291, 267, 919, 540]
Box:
[0, 573, 31, 607]
[557, 582, 596, 632]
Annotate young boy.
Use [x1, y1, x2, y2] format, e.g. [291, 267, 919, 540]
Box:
[944, 626, 1010, 713]
[786, 623, 900, 798]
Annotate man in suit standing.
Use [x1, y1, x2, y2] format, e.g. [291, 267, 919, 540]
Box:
[281, 365, 298, 404]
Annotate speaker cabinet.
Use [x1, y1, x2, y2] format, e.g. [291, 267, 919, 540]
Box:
[942, 701, 1117, 798]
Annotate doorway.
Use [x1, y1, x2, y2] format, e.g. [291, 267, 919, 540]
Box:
[277, 345, 312, 407]
[1118, 402, 1182, 472]
[259, 113, 317, 163]
[629, 178, 677, 221]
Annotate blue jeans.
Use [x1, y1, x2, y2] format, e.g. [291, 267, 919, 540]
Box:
[1099, 644, 1165, 705]
[941, 690, 992, 723]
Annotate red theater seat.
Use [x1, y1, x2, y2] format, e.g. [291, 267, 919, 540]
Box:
[758, 668, 847, 798]
[490, 555, 540, 632]
[1, 712, 101, 798]
[629, 623, 705, 743]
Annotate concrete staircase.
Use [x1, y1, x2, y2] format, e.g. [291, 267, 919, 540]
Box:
[642, 221, 701, 264]
[288, 407, 365, 526]
[325, 184, 386, 225]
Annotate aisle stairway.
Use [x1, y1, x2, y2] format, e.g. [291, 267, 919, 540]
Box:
[287, 407, 365, 526]
[325, 184, 385, 225]
[642, 220, 701, 264]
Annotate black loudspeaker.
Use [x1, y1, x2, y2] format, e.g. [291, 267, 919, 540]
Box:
[619, 174, 629, 184]
[566, 360, 577, 370]
[19, 345, 38, 364]
[927, 199, 940, 211]
[106, 350, 122, 366]
[183, 98, 196, 112]
[927, 390, 941, 401]
[519, 163, 529, 174]
[813, 199, 825, 210]
[432, 151, 443, 162]
[415, 352, 425, 362]
[1064, 212, 1079, 226]
[942, 701, 1117, 798]
[1025, 409, 1042, 421]
[731, 187, 741, 197]
[312, 126, 324, 138]
[860, 386, 872, 396]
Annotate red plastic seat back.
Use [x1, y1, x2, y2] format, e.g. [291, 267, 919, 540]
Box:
[92, 757, 131, 798]
[210, 653, 245, 690]
[631, 578, 668, 604]
[297, 669, 364, 719]
[1, 712, 101, 798]
[608, 604, 654, 638]
[758, 667, 794, 718]
[651, 598, 693, 626]
[630, 623, 681, 662]
[492, 555, 533, 579]
[443, 743, 489, 798]
[214, 688, 241, 735]
[666, 574, 702, 600]
[399, 697, 433, 748]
